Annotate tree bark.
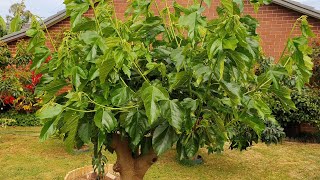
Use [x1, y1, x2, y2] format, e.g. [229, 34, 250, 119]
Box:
[111, 134, 158, 180]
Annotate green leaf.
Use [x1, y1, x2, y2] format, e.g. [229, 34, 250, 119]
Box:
[185, 135, 200, 158]
[124, 110, 149, 146]
[0, 16, 6, 32]
[31, 46, 50, 69]
[208, 38, 223, 59]
[270, 86, 296, 110]
[141, 85, 169, 124]
[111, 87, 133, 106]
[9, 14, 21, 33]
[220, 81, 241, 105]
[160, 100, 184, 131]
[233, 0, 244, 12]
[40, 116, 60, 141]
[221, 0, 234, 14]
[152, 123, 178, 155]
[253, 97, 272, 119]
[223, 36, 238, 50]
[168, 71, 190, 92]
[78, 122, 91, 143]
[80, 31, 107, 61]
[204, 0, 212, 7]
[179, 11, 197, 39]
[62, 111, 81, 151]
[94, 109, 117, 132]
[36, 103, 64, 120]
[98, 55, 116, 83]
[171, 47, 185, 72]
[66, 1, 90, 29]
[240, 114, 265, 137]
[43, 79, 68, 95]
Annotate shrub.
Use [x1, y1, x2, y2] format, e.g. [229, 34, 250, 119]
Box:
[0, 42, 42, 114]
[271, 87, 320, 129]
[310, 41, 320, 88]
[0, 111, 41, 127]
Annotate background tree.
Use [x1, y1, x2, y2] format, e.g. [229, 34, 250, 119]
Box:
[27, 0, 314, 179]
[6, 0, 32, 28]
[0, 0, 33, 37]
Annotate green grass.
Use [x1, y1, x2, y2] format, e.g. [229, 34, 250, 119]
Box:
[1, 127, 320, 180]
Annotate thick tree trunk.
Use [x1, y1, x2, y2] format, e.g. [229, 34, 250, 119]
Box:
[111, 134, 158, 180]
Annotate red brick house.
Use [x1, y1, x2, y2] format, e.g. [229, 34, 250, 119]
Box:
[1, 0, 319, 60]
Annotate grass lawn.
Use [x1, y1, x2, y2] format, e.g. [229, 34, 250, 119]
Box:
[1, 127, 320, 180]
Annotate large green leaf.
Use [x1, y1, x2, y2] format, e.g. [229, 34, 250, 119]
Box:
[160, 100, 184, 131]
[240, 114, 265, 137]
[98, 55, 116, 83]
[0, 16, 6, 33]
[171, 47, 185, 72]
[220, 81, 241, 105]
[141, 85, 169, 124]
[221, 0, 234, 14]
[179, 11, 197, 39]
[124, 110, 149, 146]
[31, 46, 51, 69]
[94, 109, 118, 132]
[61, 111, 81, 151]
[111, 87, 133, 106]
[40, 116, 61, 142]
[66, 1, 90, 29]
[80, 31, 107, 60]
[78, 122, 91, 143]
[43, 79, 68, 95]
[152, 123, 178, 155]
[9, 14, 22, 33]
[168, 71, 190, 92]
[36, 103, 64, 120]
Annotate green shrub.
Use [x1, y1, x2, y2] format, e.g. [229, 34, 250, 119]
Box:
[271, 87, 320, 129]
[0, 112, 41, 126]
[310, 41, 320, 88]
[261, 121, 285, 145]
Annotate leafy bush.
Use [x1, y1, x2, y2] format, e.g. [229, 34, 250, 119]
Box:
[0, 42, 42, 114]
[0, 42, 13, 67]
[271, 87, 320, 128]
[261, 121, 285, 145]
[310, 41, 320, 88]
[0, 112, 41, 126]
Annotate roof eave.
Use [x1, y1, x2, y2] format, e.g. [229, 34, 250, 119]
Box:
[273, 0, 320, 20]
[0, 9, 67, 43]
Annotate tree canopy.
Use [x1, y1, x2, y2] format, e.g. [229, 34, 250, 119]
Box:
[28, 0, 314, 179]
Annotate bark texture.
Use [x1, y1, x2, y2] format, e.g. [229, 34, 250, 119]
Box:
[111, 134, 158, 180]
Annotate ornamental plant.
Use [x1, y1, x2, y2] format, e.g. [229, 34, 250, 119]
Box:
[29, 0, 314, 179]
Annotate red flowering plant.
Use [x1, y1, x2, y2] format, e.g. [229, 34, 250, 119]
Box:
[0, 43, 45, 113]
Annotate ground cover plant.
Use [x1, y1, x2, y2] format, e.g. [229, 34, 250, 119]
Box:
[29, 0, 314, 179]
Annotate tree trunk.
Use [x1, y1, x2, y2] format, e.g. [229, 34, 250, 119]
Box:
[111, 134, 158, 180]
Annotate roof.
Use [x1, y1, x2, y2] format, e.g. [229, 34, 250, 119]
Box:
[1, 0, 320, 43]
[0, 9, 67, 43]
[273, 0, 320, 19]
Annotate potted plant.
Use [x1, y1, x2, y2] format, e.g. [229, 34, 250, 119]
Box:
[29, 0, 314, 179]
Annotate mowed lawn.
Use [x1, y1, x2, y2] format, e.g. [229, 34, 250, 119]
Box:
[1, 127, 320, 180]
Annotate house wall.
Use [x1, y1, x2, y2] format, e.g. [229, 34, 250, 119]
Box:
[6, 0, 320, 60]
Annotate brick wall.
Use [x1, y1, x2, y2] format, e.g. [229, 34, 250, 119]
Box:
[6, 0, 320, 60]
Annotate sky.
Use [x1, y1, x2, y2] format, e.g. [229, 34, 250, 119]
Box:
[0, 0, 64, 20]
[0, 0, 319, 22]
